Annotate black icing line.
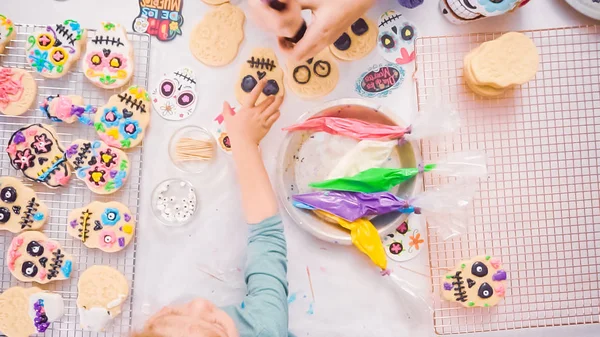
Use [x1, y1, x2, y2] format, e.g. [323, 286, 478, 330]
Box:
[451, 270, 468, 302]
[247, 57, 277, 71]
[73, 142, 92, 169]
[378, 14, 403, 28]
[91, 35, 124, 47]
[117, 92, 147, 114]
[48, 249, 64, 280]
[174, 71, 196, 85]
[18, 197, 40, 230]
[55, 23, 76, 46]
[78, 210, 92, 242]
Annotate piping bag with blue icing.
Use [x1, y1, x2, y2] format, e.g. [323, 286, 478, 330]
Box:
[311, 151, 488, 193]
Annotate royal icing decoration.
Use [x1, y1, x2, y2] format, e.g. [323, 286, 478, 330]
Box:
[0, 287, 65, 337]
[0, 176, 49, 233]
[236, 48, 285, 105]
[25, 20, 86, 78]
[6, 124, 71, 188]
[287, 48, 339, 99]
[0, 14, 16, 54]
[355, 63, 405, 98]
[40, 94, 96, 125]
[377, 10, 417, 65]
[94, 86, 151, 149]
[383, 215, 424, 262]
[0, 67, 37, 116]
[67, 201, 135, 253]
[330, 17, 377, 61]
[83, 22, 134, 89]
[440, 0, 529, 24]
[442, 255, 508, 308]
[133, 0, 184, 41]
[64, 139, 130, 194]
[7, 231, 74, 284]
[151, 67, 197, 121]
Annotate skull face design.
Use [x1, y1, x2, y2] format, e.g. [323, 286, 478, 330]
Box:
[77, 266, 129, 332]
[7, 231, 74, 284]
[0, 287, 65, 337]
[151, 67, 198, 121]
[330, 17, 378, 61]
[0, 14, 15, 54]
[133, 17, 149, 34]
[25, 20, 86, 78]
[442, 255, 507, 307]
[377, 11, 417, 65]
[0, 176, 48, 233]
[94, 86, 151, 149]
[6, 124, 71, 188]
[383, 215, 424, 262]
[288, 48, 340, 99]
[236, 48, 285, 105]
[64, 140, 130, 194]
[440, 0, 524, 24]
[84, 22, 134, 89]
[67, 201, 135, 253]
[40, 94, 96, 125]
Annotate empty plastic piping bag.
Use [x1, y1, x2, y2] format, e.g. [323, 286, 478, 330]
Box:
[283, 93, 459, 141]
[310, 151, 488, 193]
[313, 210, 387, 270]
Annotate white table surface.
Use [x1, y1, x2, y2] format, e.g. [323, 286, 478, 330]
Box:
[4, 0, 598, 336]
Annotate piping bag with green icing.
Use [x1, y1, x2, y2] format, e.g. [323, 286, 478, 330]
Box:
[310, 151, 488, 193]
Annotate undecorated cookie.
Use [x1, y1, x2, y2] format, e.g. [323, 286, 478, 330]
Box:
[25, 20, 86, 78]
[0, 67, 37, 116]
[463, 47, 506, 97]
[441, 255, 507, 308]
[6, 124, 72, 188]
[67, 201, 135, 253]
[40, 94, 96, 124]
[287, 48, 339, 99]
[190, 3, 245, 67]
[64, 139, 130, 194]
[77, 265, 129, 332]
[151, 67, 198, 121]
[83, 22, 135, 89]
[7, 231, 74, 284]
[470, 32, 539, 88]
[236, 48, 285, 105]
[0, 14, 16, 54]
[330, 17, 377, 61]
[0, 287, 65, 337]
[94, 86, 151, 149]
[0, 176, 49, 233]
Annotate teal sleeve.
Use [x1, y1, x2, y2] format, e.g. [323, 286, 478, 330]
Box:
[222, 215, 291, 337]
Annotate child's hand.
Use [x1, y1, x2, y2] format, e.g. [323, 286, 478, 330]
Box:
[223, 79, 283, 147]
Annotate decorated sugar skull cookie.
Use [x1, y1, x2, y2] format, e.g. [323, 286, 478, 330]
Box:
[0, 176, 48, 233]
[440, 0, 528, 24]
[287, 48, 339, 99]
[67, 201, 135, 253]
[383, 215, 424, 262]
[442, 255, 507, 308]
[0, 14, 16, 54]
[77, 265, 129, 332]
[7, 231, 74, 284]
[40, 94, 96, 125]
[236, 48, 285, 105]
[64, 139, 130, 194]
[6, 124, 72, 188]
[377, 10, 417, 65]
[94, 86, 151, 149]
[151, 67, 198, 121]
[329, 17, 377, 61]
[0, 67, 37, 116]
[83, 22, 134, 89]
[25, 20, 86, 78]
[0, 287, 65, 337]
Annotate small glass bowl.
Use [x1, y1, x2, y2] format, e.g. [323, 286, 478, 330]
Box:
[151, 178, 198, 227]
[169, 126, 216, 174]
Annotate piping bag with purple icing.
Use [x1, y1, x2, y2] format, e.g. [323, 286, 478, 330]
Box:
[261, 0, 308, 43]
[310, 151, 488, 193]
[283, 92, 460, 141]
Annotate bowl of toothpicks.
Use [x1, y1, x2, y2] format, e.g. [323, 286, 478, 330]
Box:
[169, 125, 216, 174]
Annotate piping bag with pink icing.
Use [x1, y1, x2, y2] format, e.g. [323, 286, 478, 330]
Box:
[283, 93, 459, 141]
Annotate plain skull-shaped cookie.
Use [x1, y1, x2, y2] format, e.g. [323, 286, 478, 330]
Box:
[7, 231, 74, 284]
[0, 176, 48, 233]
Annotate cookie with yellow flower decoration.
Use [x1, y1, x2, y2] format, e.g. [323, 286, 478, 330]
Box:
[94, 86, 151, 149]
[0, 14, 16, 54]
[382, 214, 425, 262]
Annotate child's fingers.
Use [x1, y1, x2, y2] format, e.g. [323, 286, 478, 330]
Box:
[255, 95, 276, 113]
[260, 95, 284, 119]
[221, 101, 235, 123]
[265, 110, 281, 128]
[244, 79, 267, 108]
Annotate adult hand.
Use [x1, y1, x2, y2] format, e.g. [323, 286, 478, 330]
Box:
[247, 0, 304, 38]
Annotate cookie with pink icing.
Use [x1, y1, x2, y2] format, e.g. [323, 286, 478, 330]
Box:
[40, 94, 96, 125]
[0, 67, 37, 116]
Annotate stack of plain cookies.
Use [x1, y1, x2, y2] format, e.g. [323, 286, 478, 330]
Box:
[463, 32, 539, 97]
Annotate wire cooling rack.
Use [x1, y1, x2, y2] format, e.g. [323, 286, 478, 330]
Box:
[0, 24, 150, 336]
[415, 25, 600, 335]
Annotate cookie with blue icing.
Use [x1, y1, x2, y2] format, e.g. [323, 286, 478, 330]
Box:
[0, 176, 48, 233]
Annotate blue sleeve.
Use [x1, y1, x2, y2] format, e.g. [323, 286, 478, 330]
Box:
[222, 215, 290, 337]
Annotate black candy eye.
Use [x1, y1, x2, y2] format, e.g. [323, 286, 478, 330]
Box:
[22, 261, 38, 278]
[177, 91, 195, 108]
[0, 207, 10, 223]
[381, 34, 396, 50]
[160, 80, 175, 98]
[313, 61, 331, 78]
[351, 18, 369, 36]
[333, 33, 351, 51]
[1, 187, 17, 203]
[472, 261, 489, 277]
[27, 241, 45, 257]
[478, 282, 494, 299]
[401, 25, 415, 41]
[241, 75, 258, 93]
[263, 80, 280, 96]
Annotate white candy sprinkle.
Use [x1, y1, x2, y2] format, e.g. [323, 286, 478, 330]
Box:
[180, 182, 186, 187]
